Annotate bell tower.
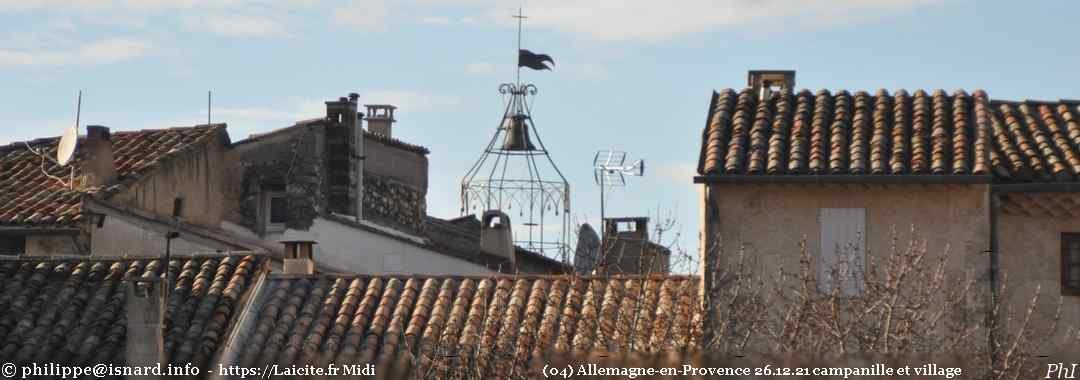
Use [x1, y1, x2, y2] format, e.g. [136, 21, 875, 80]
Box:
[460, 83, 571, 260]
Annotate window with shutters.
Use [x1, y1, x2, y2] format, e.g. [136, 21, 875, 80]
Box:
[1062, 233, 1080, 296]
[818, 208, 866, 296]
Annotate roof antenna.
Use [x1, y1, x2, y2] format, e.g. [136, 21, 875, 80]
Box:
[207, 90, 212, 125]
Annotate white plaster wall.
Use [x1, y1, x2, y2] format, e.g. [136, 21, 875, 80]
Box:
[998, 211, 1080, 333]
[300, 217, 493, 275]
[91, 213, 220, 256]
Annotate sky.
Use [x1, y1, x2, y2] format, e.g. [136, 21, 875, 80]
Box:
[2, 0, 1078, 269]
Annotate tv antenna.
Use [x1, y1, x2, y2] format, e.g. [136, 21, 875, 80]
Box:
[592, 149, 645, 243]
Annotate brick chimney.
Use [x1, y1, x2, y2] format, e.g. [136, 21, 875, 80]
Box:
[282, 240, 316, 274]
[480, 210, 515, 267]
[364, 104, 396, 138]
[125, 277, 165, 377]
[83, 125, 117, 187]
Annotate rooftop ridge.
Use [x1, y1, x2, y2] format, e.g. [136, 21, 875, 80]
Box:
[268, 272, 699, 280]
[0, 123, 223, 152]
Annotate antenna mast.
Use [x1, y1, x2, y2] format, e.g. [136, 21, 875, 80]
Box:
[207, 91, 212, 125]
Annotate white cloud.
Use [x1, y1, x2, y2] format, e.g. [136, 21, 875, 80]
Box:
[358, 89, 457, 113]
[185, 14, 289, 38]
[0, 1, 308, 38]
[332, 0, 390, 32]
[465, 61, 497, 74]
[403, 0, 943, 42]
[204, 90, 453, 140]
[656, 162, 697, 183]
[0, 37, 153, 68]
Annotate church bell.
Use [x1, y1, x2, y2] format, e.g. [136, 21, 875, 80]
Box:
[501, 114, 537, 151]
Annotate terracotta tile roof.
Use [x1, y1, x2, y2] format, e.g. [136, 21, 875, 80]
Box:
[988, 100, 1080, 181]
[230, 274, 701, 377]
[698, 89, 1080, 183]
[0, 124, 226, 227]
[0, 254, 265, 367]
[698, 88, 994, 177]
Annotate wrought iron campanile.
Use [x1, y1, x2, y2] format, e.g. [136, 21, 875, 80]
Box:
[461, 83, 571, 261]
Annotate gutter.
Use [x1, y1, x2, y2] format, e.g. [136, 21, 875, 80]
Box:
[693, 174, 993, 185]
[990, 182, 1080, 193]
[0, 226, 81, 235]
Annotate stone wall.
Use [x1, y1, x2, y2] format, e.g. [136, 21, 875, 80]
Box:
[228, 125, 323, 234]
[363, 172, 426, 233]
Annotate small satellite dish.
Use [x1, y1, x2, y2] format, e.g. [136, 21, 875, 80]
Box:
[57, 90, 83, 167]
[56, 126, 78, 166]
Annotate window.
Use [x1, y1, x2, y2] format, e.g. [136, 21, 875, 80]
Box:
[261, 186, 287, 232]
[1062, 233, 1080, 296]
[269, 196, 288, 224]
[0, 235, 26, 256]
[818, 208, 866, 296]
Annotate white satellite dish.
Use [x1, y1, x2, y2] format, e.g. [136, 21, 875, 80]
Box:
[57, 126, 78, 166]
[57, 91, 82, 166]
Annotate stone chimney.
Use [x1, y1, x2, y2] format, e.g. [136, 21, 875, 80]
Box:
[325, 94, 364, 219]
[125, 277, 164, 378]
[748, 70, 795, 101]
[83, 125, 117, 187]
[364, 104, 396, 138]
[480, 210, 515, 267]
[282, 240, 316, 274]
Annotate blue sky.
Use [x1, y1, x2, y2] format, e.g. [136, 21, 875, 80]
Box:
[2, 1, 1078, 268]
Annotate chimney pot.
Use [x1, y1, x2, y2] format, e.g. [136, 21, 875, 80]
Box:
[125, 278, 165, 372]
[748, 70, 795, 100]
[480, 210, 516, 268]
[281, 240, 317, 274]
[83, 125, 117, 187]
[364, 104, 396, 138]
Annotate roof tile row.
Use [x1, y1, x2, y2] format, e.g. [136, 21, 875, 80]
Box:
[0, 125, 225, 226]
[700, 88, 1080, 182]
[0, 254, 263, 367]
[233, 275, 701, 377]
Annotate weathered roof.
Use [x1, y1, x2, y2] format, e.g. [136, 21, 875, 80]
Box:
[424, 215, 568, 273]
[0, 124, 226, 227]
[232, 118, 430, 155]
[0, 253, 265, 367]
[698, 88, 1080, 182]
[229, 274, 701, 377]
[698, 88, 993, 177]
[988, 100, 1080, 181]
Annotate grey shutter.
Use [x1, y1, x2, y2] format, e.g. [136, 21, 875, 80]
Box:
[818, 208, 866, 296]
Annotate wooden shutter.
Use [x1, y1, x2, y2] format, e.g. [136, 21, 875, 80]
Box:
[818, 208, 866, 296]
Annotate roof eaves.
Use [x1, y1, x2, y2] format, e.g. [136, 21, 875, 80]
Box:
[694, 174, 994, 184]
